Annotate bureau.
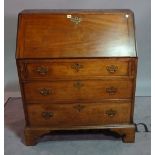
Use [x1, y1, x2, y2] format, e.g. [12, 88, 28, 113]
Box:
[16, 9, 138, 145]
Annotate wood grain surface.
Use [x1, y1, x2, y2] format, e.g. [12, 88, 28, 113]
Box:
[23, 79, 133, 102]
[27, 102, 131, 127]
[16, 10, 137, 58]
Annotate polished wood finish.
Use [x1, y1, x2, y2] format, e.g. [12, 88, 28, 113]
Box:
[16, 9, 138, 145]
[24, 124, 135, 146]
[18, 59, 132, 80]
[16, 9, 137, 58]
[23, 80, 133, 102]
[27, 102, 131, 127]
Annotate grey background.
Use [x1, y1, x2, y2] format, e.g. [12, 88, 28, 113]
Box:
[4, 0, 151, 96]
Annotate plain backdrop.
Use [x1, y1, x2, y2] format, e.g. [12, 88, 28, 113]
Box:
[4, 0, 151, 96]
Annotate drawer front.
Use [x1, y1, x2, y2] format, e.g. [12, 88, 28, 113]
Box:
[23, 80, 133, 102]
[19, 59, 131, 80]
[27, 102, 131, 127]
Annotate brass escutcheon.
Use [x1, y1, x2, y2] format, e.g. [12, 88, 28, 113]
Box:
[39, 88, 52, 96]
[71, 63, 83, 72]
[36, 66, 48, 75]
[106, 87, 117, 95]
[42, 112, 53, 119]
[106, 65, 118, 73]
[73, 81, 84, 90]
[73, 104, 85, 112]
[70, 16, 81, 24]
[105, 109, 117, 117]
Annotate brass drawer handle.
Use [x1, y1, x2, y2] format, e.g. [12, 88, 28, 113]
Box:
[73, 104, 85, 112]
[42, 112, 53, 119]
[105, 109, 117, 117]
[106, 87, 117, 95]
[39, 88, 52, 96]
[36, 66, 48, 75]
[70, 16, 81, 25]
[73, 81, 84, 89]
[71, 63, 83, 72]
[106, 65, 118, 73]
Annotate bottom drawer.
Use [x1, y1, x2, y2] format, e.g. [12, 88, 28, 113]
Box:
[27, 102, 131, 127]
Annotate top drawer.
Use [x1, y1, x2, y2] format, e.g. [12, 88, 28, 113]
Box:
[17, 59, 136, 80]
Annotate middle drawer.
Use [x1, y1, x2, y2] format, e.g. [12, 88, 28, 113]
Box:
[23, 79, 133, 103]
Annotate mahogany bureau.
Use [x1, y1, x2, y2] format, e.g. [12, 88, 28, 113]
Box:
[16, 9, 138, 145]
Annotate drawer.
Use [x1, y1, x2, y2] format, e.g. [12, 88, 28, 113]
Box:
[23, 79, 133, 103]
[27, 102, 131, 127]
[18, 59, 132, 80]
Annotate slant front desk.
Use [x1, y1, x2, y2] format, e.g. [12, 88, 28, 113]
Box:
[16, 9, 138, 145]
